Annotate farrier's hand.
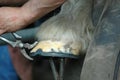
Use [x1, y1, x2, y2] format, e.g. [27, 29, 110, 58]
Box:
[0, 0, 65, 35]
[0, 7, 29, 34]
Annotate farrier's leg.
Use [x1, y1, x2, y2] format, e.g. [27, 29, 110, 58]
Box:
[80, 0, 120, 80]
[8, 46, 32, 80]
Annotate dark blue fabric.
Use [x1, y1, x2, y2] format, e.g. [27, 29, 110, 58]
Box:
[0, 46, 19, 80]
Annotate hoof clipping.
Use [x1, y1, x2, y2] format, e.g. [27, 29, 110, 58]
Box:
[31, 40, 81, 55]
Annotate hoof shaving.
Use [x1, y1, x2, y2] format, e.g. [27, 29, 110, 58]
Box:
[31, 40, 81, 55]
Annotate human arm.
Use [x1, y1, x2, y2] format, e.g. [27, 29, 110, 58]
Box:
[0, 0, 65, 34]
[21, 0, 65, 25]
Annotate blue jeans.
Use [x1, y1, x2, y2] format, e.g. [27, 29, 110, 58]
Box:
[0, 46, 19, 80]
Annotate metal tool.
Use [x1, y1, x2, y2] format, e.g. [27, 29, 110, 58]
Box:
[0, 32, 79, 80]
[0, 32, 38, 60]
[49, 58, 65, 80]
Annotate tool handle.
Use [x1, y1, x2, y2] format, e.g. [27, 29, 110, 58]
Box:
[0, 27, 38, 45]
